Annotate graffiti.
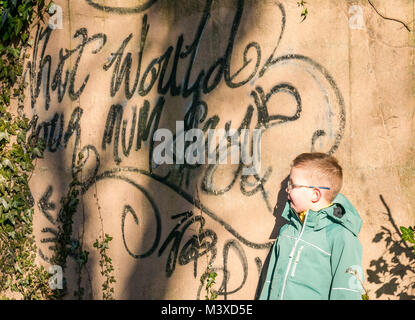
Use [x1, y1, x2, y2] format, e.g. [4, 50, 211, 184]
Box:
[84, 0, 158, 15]
[27, 0, 346, 299]
[103, 0, 261, 102]
[38, 185, 56, 225]
[25, 25, 106, 111]
[158, 211, 217, 278]
[28, 107, 84, 177]
[101, 98, 165, 166]
[121, 201, 161, 259]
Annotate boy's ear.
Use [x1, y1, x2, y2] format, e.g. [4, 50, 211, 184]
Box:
[311, 188, 321, 203]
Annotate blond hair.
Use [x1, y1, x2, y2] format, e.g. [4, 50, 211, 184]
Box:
[291, 152, 343, 202]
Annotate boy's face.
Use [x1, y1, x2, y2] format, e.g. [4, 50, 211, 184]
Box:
[286, 166, 315, 213]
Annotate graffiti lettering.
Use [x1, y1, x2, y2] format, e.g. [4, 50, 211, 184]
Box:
[27, 0, 347, 299]
[25, 25, 106, 111]
[84, 0, 158, 15]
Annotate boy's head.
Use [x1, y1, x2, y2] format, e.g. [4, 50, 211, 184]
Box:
[286, 152, 343, 213]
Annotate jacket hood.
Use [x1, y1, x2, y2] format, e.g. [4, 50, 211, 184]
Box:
[327, 193, 362, 236]
[281, 193, 362, 236]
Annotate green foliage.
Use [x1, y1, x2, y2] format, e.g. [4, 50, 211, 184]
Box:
[51, 153, 117, 300]
[297, 0, 308, 21]
[195, 187, 218, 300]
[52, 179, 81, 270]
[200, 264, 218, 300]
[72, 240, 89, 300]
[50, 151, 90, 299]
[400, 226, 415, 255]
[93, 233, 116, 300]
[0, 1, 50, 105]
[0, 0, 52, 299]
[345, 267, 370, 300]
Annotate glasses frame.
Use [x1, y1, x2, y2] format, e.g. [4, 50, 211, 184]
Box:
[286, 180, 331, 191]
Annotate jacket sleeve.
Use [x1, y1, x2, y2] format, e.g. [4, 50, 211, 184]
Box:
[259, 240, 278, 300]
[329, 228, 364, 300]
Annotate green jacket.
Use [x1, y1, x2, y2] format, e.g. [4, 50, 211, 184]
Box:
[259, 193, 364, 300]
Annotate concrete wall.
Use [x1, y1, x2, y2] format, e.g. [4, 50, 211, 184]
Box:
[24, 0, 415, 299]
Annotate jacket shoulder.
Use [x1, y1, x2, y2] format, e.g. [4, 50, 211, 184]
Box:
[325, 222, 361, 249]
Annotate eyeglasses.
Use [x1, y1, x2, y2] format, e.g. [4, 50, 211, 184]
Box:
[286, 180, 331, 191]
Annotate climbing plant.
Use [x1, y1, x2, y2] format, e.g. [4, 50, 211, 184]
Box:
[50, 150, 91, 299]
[93, 233, 116, 300]
[297, 1, 308, 21]
[400, 226, 415, 256]
[195, 187, 218, 300]
[0, 0, 54, 299]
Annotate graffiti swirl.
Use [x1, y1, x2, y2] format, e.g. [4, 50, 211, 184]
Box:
[84, 0, 157, 14]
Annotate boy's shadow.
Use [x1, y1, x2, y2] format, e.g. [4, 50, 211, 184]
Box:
[254, 175, 289, 299]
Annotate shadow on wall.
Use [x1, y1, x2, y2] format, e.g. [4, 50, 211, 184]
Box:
[254, 176, 289, 299]
[366, 195, 415, 300]
[29, 0, 270, 299]
[254, 189, 415, 300]
[28, 0, 349, 299]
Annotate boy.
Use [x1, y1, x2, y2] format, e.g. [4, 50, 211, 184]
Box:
[259, 152, 364, 300]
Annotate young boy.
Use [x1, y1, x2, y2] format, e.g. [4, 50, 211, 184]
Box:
[259, 152, 364, 300]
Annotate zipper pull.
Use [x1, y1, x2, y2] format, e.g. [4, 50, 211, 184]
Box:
[289, 247, 295, 259]
[291, 245, 304, 277]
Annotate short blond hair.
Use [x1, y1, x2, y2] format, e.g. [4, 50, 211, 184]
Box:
[291, 152, 343, 202]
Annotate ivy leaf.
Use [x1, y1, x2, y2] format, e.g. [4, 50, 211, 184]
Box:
[1, 9, 9, 29]
[0, 198, 9, 210]
[7, 47, 20, 58]
[32, 147, 43, 158]
[17, 131, 26, 144]
[400, 226, 415, 244]
[2, 159, 13, 169]
[300, 8, 308, 22]
[15, 18, 23, 35]
[14, 263, 23, 275]
[0, 131, 10, 142]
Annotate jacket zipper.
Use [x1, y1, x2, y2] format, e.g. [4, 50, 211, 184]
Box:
[280, 210, 309, 300]
[290, 245, 304, 277]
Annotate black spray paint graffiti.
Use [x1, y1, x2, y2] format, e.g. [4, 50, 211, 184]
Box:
[97, 0, 345, 211]
[28, 0, 346, 298]
[157, 210, 217, 278]
[28, 107, 84, 179]
[101, 97, 165, 167]
[84, 0, 158, 15]
[24, 25, 106, 111]
[103, 0, 262, 103]
[37, 167, 252, 299]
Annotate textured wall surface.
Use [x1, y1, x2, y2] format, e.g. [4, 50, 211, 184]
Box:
[24, 0, 414, 299]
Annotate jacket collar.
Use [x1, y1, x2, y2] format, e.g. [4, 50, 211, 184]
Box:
[281, 193, 362, 236]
